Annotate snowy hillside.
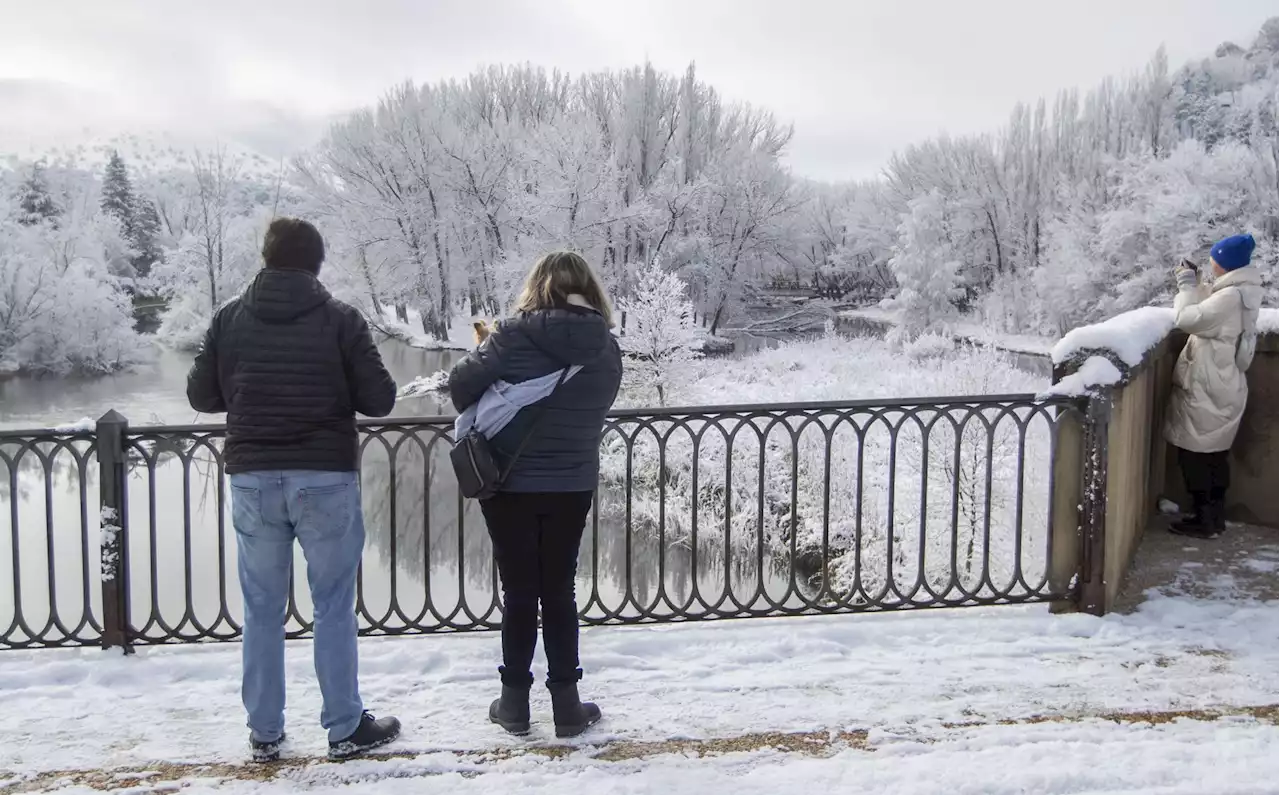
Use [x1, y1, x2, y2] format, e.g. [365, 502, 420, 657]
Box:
[0, 130, 283, 182]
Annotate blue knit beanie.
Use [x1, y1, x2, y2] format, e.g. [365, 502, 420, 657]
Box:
[1210, 234, 1255, 272]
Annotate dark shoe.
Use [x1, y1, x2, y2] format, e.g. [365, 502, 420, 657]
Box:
[328, 712, 401, 761]
[548, 681, 601, 738]
[489, 685, 531, 735]
[250, 731, 286, 763]
[1170, 493, 1218, 539]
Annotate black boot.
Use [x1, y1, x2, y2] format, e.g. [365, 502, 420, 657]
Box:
[489, 684, 531, 735]
[328, 711, 401, 761]
[1170, 493, 1218, 539]
[548, 681, 601, 738]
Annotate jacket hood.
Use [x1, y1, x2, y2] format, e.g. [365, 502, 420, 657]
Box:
[1213, 266, 1264, 312]
[242, 268, 332, 322]
[498, 302, 613, 366]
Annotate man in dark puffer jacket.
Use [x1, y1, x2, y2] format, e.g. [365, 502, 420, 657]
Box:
[186, 218, 400, 763]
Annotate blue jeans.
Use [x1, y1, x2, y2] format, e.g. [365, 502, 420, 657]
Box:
[230, 470, 365, 743]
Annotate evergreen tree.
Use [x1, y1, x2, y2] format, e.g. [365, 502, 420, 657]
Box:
[131, 196, 163, 278]
[100, 151, 166, 278]
[15, 161, 60, 227]
[100, 150, 136, 230]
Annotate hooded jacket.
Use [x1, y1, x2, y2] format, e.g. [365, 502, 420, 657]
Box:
[186, 268, 397, 473]
[448, 297, 623, 493]
[1164, 266, 1264, 454]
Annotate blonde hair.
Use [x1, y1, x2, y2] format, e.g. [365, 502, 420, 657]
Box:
[513, 251, 614, 327]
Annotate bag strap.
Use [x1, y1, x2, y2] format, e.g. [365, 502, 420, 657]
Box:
[498, 366, 572, 482]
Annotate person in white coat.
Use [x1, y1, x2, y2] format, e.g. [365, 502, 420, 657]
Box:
[1164, 233, 1264, 539]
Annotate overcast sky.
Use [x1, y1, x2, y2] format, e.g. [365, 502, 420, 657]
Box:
[0, 0, 1274, 179]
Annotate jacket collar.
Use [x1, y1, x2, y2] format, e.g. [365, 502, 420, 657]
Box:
[1212, 266, 1261, 293]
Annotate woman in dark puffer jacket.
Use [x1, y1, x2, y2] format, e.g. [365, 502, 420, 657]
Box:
[448, 251, 622, 738]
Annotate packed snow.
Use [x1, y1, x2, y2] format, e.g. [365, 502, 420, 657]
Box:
[98, 506, 121, 582]
[52, 416, 96, 434]
[1037, 356, 1123, 399]
[0, 584, 1273, 793]
[1258, 307, 1280, 335]
[1051, 306, 1177, 367]
[1051, 304, 1280, 374]
[396, 372, 450, 400]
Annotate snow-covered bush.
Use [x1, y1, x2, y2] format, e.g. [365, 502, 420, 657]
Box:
[617, 262, 702, 405]
[902, 331, 955, 361]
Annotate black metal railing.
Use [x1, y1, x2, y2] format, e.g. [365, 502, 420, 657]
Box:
[1, 393, 1097, 650]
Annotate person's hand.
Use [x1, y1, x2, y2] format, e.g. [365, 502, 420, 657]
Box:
[1174, 260, 1199, 289]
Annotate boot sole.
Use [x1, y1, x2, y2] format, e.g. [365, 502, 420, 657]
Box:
[1169, 526, 1221, 540]
[327, 731, 400, 762]
[489, 715, 531, 736]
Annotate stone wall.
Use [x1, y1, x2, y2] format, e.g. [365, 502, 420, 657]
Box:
[1049, 316, 1277, 614]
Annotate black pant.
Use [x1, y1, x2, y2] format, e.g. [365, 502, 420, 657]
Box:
[479, 491, 593, 688]
[1178, 448, 1231, 501]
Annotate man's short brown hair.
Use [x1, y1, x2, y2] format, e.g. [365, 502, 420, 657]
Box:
[262, 217, 325, 274]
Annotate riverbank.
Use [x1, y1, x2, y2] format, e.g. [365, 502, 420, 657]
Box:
[375, 307, 740, 357]
[835, 305, 1057, 356]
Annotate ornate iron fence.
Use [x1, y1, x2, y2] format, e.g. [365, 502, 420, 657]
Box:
[1, 393, 1099, 650]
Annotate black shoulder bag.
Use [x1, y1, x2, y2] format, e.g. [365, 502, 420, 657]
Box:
[450, 367, 571, 501]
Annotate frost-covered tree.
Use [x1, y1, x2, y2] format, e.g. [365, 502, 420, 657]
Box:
[617, 261, 701, 405]
[299, 61, 799, 339]
[151, 147, 275, 349]
[885, 190, 962, 341]
[0, 168, 146, 375]
[812, 18, 1278, 337]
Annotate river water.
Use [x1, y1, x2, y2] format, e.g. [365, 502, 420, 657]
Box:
[1, 340, 804, 646]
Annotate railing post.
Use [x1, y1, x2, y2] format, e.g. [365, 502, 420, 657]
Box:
[98, 410, 133, 654]
[1078, 392, 1110, 616]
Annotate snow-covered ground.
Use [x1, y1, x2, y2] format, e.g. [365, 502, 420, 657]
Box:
[1, 571, 1275, 793]
[645, 331, 1041, 408]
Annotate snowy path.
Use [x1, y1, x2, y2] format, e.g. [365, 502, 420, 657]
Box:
[1, 589, 1276, 793]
